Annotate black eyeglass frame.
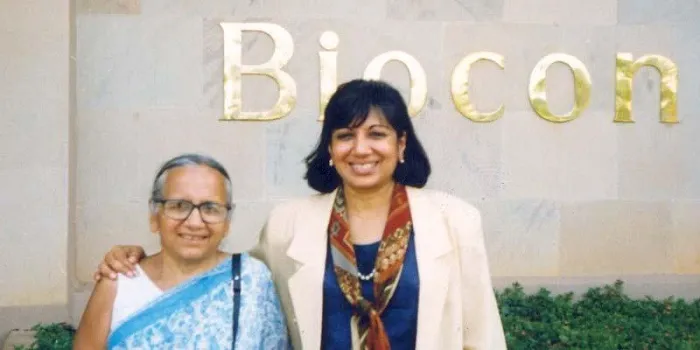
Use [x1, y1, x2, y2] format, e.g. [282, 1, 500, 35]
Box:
[151, 198, 234, 224]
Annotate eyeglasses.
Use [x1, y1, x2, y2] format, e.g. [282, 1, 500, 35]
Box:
[152, 199, 233, 224]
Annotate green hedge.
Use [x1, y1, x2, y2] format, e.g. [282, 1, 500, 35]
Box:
[13, 323, 74, 350]
[496, 280, 700, 349]
[13, 281, 700, 349]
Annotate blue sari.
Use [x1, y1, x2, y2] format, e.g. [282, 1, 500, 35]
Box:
[108, 254, 289, 349]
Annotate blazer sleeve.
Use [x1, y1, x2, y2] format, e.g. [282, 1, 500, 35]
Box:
[447, 201, 507, 350]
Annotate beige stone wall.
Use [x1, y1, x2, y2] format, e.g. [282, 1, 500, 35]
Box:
[1, 0, 699, 332]
[72, 0, 700, 283]
[0, 0, 71, 307]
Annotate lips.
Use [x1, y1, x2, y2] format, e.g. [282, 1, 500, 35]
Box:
[178, 233, 208, 242]
[350, 161, 378, 175]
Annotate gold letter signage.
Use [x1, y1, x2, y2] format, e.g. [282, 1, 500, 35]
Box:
[318, 31, 339, 121]
[614, 53, 679, 124]
[528, 53, 592, 123]
[363, 51, 428, 118]
[220, 23, 679, 125]
[220, 23, 296, 121]
[451, 52, 505, 123]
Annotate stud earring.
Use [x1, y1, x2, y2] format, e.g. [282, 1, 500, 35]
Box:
[329, 159, 334, 167]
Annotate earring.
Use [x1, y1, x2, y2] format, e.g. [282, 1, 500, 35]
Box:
[329, 159, 334, 167]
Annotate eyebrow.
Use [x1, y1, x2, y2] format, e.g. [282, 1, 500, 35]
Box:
[368, 124, 391, 130]
[333, 123, 392, 133]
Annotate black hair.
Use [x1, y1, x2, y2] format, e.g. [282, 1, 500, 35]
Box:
[304, 79, 431, 193]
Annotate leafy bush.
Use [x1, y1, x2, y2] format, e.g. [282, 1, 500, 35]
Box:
[496, 280, 700, 349]
[13, 323, 74, 350]
[9, 281, 699, 349]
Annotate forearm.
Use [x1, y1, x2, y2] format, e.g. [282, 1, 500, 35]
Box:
[74, 280, 116, 349]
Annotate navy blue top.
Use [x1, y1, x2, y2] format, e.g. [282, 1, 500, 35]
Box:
[321, 234, 420, 349]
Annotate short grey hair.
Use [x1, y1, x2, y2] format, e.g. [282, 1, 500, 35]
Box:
[150, 154, 233, 210]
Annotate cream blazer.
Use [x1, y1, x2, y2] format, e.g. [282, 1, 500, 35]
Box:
[250, 187, 506, 350]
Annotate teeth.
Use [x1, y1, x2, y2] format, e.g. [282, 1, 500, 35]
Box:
[352, 163, 376, 170]
[180, 234, 205, 241]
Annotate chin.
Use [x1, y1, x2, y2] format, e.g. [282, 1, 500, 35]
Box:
[174, 247, 212, 262]
[344, 178, 388, 191]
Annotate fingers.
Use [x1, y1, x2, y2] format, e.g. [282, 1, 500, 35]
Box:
[124, 246, 146, 261]
[98, 262, 117, 281]
[107, 249, 136, 277]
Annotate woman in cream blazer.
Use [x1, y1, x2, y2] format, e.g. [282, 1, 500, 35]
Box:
[251, 186, 506, 349]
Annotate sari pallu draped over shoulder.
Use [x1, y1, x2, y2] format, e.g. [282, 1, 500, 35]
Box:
[108, 255, 289, 350]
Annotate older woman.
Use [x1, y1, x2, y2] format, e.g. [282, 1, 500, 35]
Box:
[95, 80, 506, 349]
[74, 154, 288, 349]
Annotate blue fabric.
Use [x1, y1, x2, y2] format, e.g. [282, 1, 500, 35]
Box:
[108, 254, 289, 350]
[321, 234, 420, 349]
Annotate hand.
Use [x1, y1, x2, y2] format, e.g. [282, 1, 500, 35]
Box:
[93, 245, 146, 281]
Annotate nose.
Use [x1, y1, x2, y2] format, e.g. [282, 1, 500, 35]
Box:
[353, 134, 371, 154]
[183, 207, 206, 227]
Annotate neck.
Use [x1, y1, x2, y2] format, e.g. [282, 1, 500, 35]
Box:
[152, 251, 224, 287]
[343, 181, 395, 216]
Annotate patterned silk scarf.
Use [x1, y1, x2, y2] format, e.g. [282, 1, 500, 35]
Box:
[328, 184, 413, 350]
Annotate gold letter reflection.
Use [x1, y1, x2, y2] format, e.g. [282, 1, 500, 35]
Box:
[318, 31, 339, 121]
[363, 51, 427, 117]
[529, 53, 591, 123]
[219, 23, 296, 121]
[615, 53, 678, 124]
[451, 52, 505, 122]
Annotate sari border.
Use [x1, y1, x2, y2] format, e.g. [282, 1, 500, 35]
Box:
[107, 256, 236, 347]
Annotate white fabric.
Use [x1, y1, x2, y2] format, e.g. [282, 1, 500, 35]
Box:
[110, 265, 163, 331]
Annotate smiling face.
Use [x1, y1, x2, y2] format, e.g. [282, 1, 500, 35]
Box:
[149, 165, 230, 263]
[328, 108, 406, 193]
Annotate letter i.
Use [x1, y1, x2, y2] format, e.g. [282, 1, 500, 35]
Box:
[318, 31, 339, 121]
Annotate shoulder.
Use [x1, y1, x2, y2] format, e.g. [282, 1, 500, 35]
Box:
[408, 187, 484, 248]
[240, 254, 282, 297]
[241, 253, 272, 280]
[407, 187, 481, 221]
[267, 192, 333, 219]
[263, 192, 334, 238]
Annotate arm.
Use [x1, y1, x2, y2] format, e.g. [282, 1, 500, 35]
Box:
[450, 204, 507, 350]
[73, 279, 117, 349]
[93, 245, 147, 281]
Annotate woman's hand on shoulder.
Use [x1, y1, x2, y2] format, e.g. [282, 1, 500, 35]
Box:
[93, 245, 146, 281]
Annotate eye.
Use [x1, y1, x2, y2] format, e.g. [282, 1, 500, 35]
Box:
[166, 200, 191, 212]
[201, 202, 224, 215]
[334, 131, 354, 140]
[369, 130, 388, 138]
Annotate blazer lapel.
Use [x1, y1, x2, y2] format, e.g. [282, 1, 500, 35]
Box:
[408, 187, 454, 349]
[285, 190, 336, 350]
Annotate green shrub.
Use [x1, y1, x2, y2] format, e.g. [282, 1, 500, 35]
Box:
[10, 281, 699, 349]
[14, 323, 74, 350]
[496, 280, 700, 349]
